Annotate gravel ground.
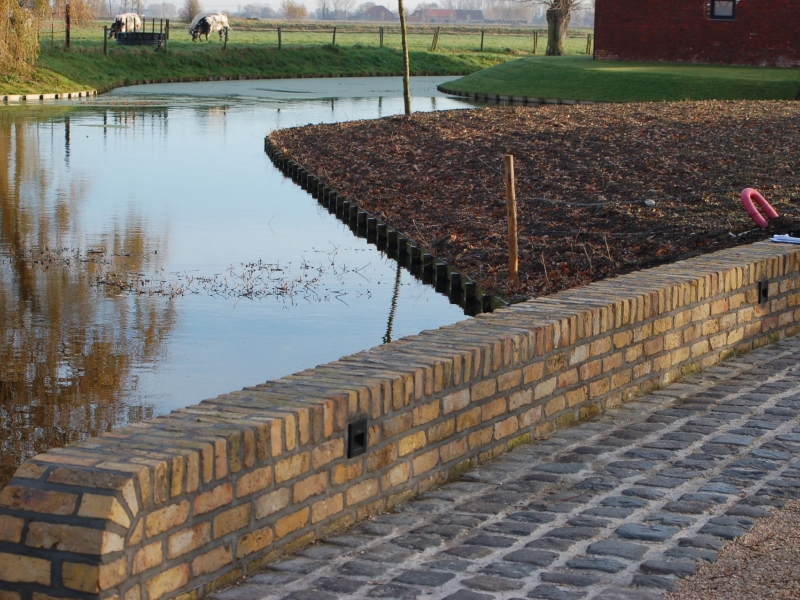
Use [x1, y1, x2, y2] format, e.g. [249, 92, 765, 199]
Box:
[668, 499, 800, 600]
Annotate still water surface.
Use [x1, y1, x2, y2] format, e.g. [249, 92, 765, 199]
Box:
[0, 77, 474, 485]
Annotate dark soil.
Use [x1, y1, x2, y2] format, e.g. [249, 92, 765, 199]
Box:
[270, 101, 800, 301]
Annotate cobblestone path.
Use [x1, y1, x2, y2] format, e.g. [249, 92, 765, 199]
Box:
[213, 337, 800, 600]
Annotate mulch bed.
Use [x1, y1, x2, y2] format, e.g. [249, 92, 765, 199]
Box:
[270, 101, 800, 301]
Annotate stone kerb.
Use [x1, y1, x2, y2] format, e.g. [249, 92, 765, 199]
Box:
[1, 241, 799, 600]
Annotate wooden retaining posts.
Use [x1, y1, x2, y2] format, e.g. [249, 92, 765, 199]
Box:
[263, 137, 493, 316]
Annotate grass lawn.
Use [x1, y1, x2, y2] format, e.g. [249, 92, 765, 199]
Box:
[2, 21, 592, 95]
[441, 55, 800, 102]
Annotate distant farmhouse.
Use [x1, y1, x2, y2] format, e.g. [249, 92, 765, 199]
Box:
[407, 8, 484, 24]
[356, 5, 398, 21]
[594, 0, 799, 67]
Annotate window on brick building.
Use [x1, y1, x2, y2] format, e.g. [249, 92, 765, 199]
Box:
[711, 0, 736, 19]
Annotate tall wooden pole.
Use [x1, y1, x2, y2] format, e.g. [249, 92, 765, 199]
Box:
[65, 4, 70, 49]
[397, 0, 411, 116]
[505, 155, 519, 282]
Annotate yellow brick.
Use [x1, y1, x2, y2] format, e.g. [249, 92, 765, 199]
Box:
[274, 453, 310, 484]
[146, 564, 189, 600]
[468, 426, 493, 449]
[236, 525, 274, 559]
[544, 395, 566, 417]
[672, 347, 691, 363]
[254, 488, 289, 520]
[381, 463, 411, 490]
[367, 443, 397, 472]
[132, 541, 164, 575]
[274, 507, 309, 539]
[412, 401, 440, 427]
[711, 298, 728, 315]
[78, 494, 131, 528]
[168, 523, 210, 559]
[519, 406, 543, 428]
[0, 486, 77, 515]
[427, 419, 456, 443]
[589, 337, 611, 357]
[311, 494, 344, 524]
[471, 379, 497, 402]
[557, 368, 579, 388]
[569, 344, 589, 365]
[481, 397, 506, 421]
[214, 504, 250, 538]
[412, 449, 439, 476]
[191, 545, 232, 576]
[653, 353, 672, 371]
[399, 431, 426, 456]
[509, 389, 533, 411]
[193, 483, 232, 516]
[382, 413, 412, 438]
[498, 369, 522, 392]
[523, 362, 544, 384]
[546, 353, 566, 374]
[346, 478, 378, 505]
[493, 416, 519, 440]
[579, 360, 602, 381]
[534, 376, 557, 400]
[653, 316, 673, 334]
[566, 387, 588, 407]
[692, 304, 711, 321]
[311, 438, 345, 469]
[633, 361, 652, 378]
[457, 407, 481, 432]
[691, 340, 710, 358]
[234, 466, 273, 499]
[25, 522, 124, 554]
[440, 438, 468, 463]
[589, 378, 611, 398]
[63, 556, 127, 593]
[611, 369, 632, 390]
[0, 515, 24, 543]
[0, 553, 50, 585]
[442, 389, 470, 414]
[612, 331, 632, 348]
[293, 473, 328, 503]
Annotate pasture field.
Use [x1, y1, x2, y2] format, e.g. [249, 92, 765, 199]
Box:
[442, 55, 800, 102]
[1, 21, 592, 95]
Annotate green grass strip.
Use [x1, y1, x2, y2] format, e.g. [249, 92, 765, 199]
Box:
[441, 56, 800, 102]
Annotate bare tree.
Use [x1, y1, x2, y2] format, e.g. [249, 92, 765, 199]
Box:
[179, 0, 202, 22]
[317, 0, 331, 19]
[536, 0, 590, 55]
[280, 0, 307, 20]
[331, 0, 355, 18]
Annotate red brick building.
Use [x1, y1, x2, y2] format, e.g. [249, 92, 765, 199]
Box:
[594, 0, 800, 67]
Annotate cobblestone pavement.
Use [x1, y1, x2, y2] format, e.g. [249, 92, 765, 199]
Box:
[212, 337, 800, 600]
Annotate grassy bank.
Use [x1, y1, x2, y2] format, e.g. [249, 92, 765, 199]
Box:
[2, 21, 592, 95]
[441, 55, 800, 102]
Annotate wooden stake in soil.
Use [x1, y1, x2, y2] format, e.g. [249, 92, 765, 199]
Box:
[332, 26, 336, 47]
[103, 26, 107, 55]
[505, 154, 519, 282]
[480, 30, 484, 52]
[65, 3, 70, 49]
[278, 26, 282, 49]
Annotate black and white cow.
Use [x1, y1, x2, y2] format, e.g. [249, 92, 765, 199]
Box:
[109, 13, 142, 38]
[188, 12, 230, 42]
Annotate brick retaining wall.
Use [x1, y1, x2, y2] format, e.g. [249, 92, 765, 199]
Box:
[1, 242, 799, 600]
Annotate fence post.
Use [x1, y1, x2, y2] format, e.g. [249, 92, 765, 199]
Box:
[165, 19, 169, 52]
[533, 29, 538, 54]
[504, 154, 519, 283]
[586, 33, 592, 55]
[65, 3, 70, 49]
[332, 26, 336, 46]
[278, 25, 282, 49]
[380, 26, 383, 48]
[103, 26, 107, 54]
[223, 26, 228, 50]
[480, 29, 484, 52]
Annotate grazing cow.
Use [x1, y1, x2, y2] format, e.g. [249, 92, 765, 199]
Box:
[188, 12, 230, 41]
[109, 12, 142, 38]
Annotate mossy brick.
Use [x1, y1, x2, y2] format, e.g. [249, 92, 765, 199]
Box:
[146, 563, 189, 600]
[25, 522, 124, 554]
[168, 523, 211, 558]
[0, 486, 77, 515]
[274, 508, 309, 539]
[235, 525, 273, 559]
[254, 488, 290, 520]
[546, 353, 567, 374]
[0, 553, 51, 584]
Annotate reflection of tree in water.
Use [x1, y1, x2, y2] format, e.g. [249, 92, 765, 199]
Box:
[0, 109, 177, 488]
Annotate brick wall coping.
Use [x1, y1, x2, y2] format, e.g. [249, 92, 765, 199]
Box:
[1, 90, 97, 103]
[1, 240, 799, 600]
[436, 84, 603, 105]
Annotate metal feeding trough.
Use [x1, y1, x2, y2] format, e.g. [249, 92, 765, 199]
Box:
[115, 31, 165, 46]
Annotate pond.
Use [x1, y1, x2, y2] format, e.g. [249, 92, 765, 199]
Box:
[0, 77, 476, 486]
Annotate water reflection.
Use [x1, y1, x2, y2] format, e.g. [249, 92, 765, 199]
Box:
[0, 78, 474, 488]
[0, 108, 176, 486]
